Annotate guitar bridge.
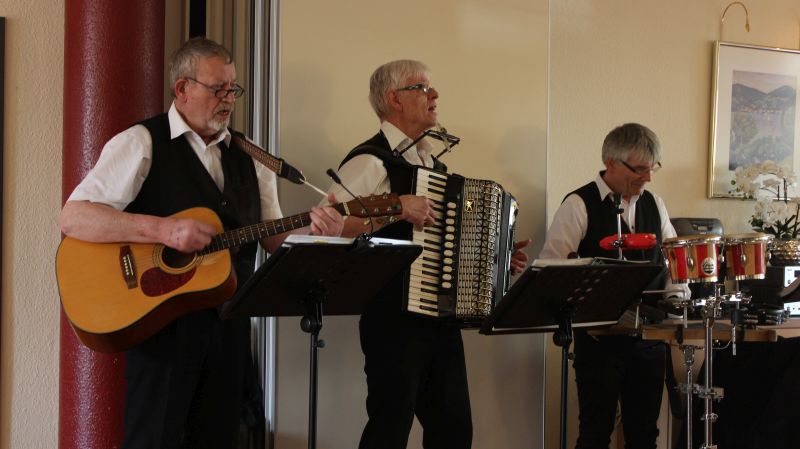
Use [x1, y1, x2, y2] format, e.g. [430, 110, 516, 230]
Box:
[119, 245, 138, 289]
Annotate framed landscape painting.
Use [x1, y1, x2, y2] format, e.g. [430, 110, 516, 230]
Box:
[708, 41, 800, 198]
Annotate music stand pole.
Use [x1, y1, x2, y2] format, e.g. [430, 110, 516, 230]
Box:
[553, 304, 576, 449]
[299, 284, 326, 449]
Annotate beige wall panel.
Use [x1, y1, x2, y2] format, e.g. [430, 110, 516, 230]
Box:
[0, 1, 65, 448]
[277, 0, 549, 448]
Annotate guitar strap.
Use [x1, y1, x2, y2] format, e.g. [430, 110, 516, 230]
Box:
[228, 130, 305, 185]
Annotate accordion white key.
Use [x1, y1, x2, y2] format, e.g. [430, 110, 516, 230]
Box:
[405, 167, 519, 327]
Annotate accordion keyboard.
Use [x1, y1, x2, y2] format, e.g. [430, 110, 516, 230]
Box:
[407, 167, 518, 327]
[407, 169, 449, 316]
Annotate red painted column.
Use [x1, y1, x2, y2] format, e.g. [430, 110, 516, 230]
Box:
[60, 1, 165, 448]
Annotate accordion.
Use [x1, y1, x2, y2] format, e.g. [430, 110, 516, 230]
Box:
[405, 167, 519, 328]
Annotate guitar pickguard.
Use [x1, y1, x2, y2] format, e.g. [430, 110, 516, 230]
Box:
[140, 267, 197, 296]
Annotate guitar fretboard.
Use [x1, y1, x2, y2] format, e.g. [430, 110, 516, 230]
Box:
[200, 212, 314, 254]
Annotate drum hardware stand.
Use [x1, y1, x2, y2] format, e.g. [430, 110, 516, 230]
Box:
[669, 297, 706, 449]
[677, 342, 702, 449]
[609, 193, 644, 330]
[697, 284, 729, 449]
[723, 290, 749, 356]
[612, 192, 625, 261]
[669, 289, 727, 449]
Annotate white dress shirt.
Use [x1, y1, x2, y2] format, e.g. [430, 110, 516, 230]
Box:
[322, 121, 435, 202]
[69, 103, 282, 221]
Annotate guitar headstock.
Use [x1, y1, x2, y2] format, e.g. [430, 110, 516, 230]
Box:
[333, 193, 403, 218]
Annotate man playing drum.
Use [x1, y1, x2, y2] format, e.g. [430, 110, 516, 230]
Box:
[539, 123, 688, 449]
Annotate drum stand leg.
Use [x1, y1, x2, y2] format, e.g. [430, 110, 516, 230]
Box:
[678, 343, 700, 449]
[698, 295, 724, 449]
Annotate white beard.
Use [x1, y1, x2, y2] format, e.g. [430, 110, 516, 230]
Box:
[207, 115, 231, 133]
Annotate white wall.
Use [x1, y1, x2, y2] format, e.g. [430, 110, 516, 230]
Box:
[275, 1, 549, 448]
[0, 1, 64, 448]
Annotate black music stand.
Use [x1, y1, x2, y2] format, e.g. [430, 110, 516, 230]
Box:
[480, 262, 663, 449]
[221, 235, 422, 449]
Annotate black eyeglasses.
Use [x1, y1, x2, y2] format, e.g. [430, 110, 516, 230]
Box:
[618, 160, 662, 174]
[185, 77, 245, 99]
[396, 83, 435, 94]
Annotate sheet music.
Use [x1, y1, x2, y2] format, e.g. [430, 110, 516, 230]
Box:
[282, 234, 415, 246]
[531, 257, 651, 269]
[531, 258, 594, 268]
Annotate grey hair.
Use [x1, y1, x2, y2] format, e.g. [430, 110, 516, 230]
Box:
[368, 59, 430, 120]
[601, 123, 662, 164]
[168, 37, 233, 97]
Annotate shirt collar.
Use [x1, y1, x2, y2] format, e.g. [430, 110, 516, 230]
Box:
[595, 171, 639, 205]
[168, 102, 231, 148]
[380, 121, 434, 166]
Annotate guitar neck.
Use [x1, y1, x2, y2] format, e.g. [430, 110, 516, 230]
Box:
[199, 203, 350, 255]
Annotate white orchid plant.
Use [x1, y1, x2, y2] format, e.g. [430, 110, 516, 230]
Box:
[730, 160, 800, 240]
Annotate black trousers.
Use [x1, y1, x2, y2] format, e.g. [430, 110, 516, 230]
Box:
[572, 332, 666, 449]
[121, 309, 250, 449]
[358, 301, 473, 449]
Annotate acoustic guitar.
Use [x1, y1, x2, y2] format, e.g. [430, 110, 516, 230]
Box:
[56, 194, 402, 353]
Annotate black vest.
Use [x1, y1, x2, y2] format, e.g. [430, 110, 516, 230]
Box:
[340, 131, 447, 242]
[569, 177, 666, 291]
[340, 131, 447, 304]
[126, 113, 261, 286]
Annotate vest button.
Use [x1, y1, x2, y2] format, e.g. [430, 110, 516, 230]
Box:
[221, 200, 228, 207]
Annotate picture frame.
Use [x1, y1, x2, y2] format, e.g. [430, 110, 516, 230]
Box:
[708, 41, 800, 198]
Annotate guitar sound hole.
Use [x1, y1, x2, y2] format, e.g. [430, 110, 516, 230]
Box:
[161, 247, 195, 270]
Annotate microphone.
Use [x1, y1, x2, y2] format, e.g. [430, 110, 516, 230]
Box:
[395, 124, 462, 159]
[326, 168, 375, 237]
[427, 126, 460, 146]
[230, 130, 306, 184]
[278, 162, 306, 185]
[394, 133, 429, 158]
[326, 168, 342, 185]
[430, 123, 460, 159]
[612, 192, 622, 212]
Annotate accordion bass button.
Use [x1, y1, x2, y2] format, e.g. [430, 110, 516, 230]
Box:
[446, 210, 456, 217]
[444, 258, 453, 264]
[442, 282, 452, 289]
[443, 266, 453, 273]
[444, 250, 454, 257]
[445, 242, 454, 249]
[446, 218, 455, 225]
[446, 226, 455, 233]
[443, 274, 452, 281]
